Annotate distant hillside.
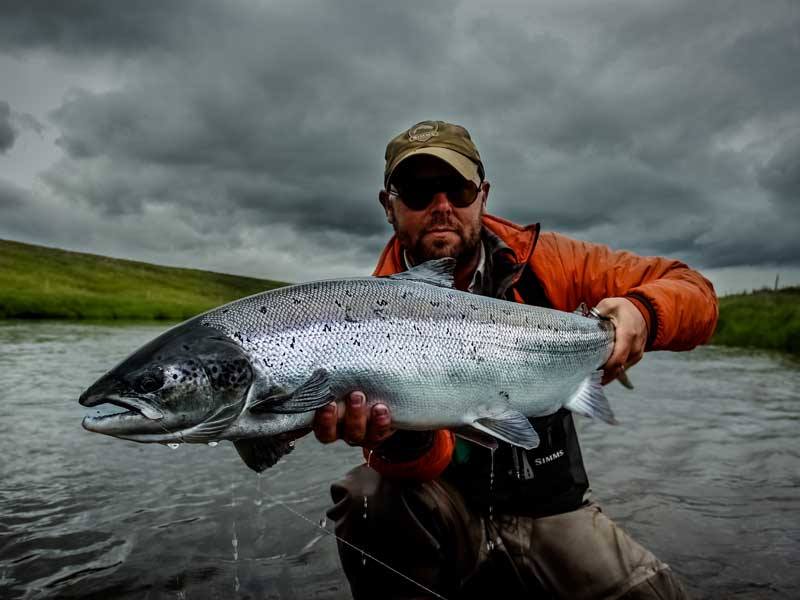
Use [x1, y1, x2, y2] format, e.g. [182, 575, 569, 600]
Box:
[2, 239, 798, 354]
[0, 239, 287, 320]
[712, 287, 800, 354]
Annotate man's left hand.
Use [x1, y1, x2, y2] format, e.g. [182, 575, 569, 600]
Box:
[594, 297, 648, 385]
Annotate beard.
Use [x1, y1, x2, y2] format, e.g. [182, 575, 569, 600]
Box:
[396, 215, 482, 265]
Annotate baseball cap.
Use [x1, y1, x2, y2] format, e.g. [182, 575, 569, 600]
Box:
[384, 120, 485, 187]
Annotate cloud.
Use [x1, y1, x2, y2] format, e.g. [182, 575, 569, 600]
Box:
[758, 134, 800, 215]
[0, 101, 14, 153]
[0, 0, 798, 287]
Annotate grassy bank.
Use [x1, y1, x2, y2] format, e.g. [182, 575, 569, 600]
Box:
[712, 287, 800, 354]
[3, 239, 799, 354]
[0, 239, 287, 320]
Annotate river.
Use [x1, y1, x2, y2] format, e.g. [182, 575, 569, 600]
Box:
[0, 321, 797, 599]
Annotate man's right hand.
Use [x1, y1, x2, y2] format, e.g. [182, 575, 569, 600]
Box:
[312, 391, 395, 449]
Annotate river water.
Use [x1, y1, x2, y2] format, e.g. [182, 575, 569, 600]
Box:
[0, 321, 797, 599]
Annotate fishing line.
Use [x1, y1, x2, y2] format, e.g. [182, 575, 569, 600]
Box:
[265, 491, 449, 600]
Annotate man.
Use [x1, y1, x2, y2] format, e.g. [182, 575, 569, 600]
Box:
[312, 120, 718, 599]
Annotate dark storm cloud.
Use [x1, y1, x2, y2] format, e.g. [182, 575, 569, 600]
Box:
[0, 0, 206, 56]
[0, 101, 14, 153]
[1, 0, 798, 281]
[759, 134, 800, 214]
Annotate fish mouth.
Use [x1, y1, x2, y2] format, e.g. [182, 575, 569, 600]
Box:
[81, 394, 167, 437]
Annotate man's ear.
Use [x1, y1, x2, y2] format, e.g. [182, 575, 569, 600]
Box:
[480, 180, 490, 213]
[379, 190, 395, 224]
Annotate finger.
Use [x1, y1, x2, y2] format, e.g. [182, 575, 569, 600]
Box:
[365, 403, 394, 448]
[626, 348, 644, 369]
[342, 391, 368, 445]
[602, 335, 631, 385]
[313, 402, 338, 444]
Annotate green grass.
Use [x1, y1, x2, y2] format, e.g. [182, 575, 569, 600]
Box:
[711, 287, 800, 354]
[3, 239, 799, 354]
[0, 239, 287, 320]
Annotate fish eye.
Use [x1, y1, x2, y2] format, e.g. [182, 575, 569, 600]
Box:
[135, 369, 165, 394]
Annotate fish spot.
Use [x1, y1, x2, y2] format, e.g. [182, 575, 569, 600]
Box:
[499, 391, 510, 400]
[182, 344, 190, 351]
[260, 306, 267, 314]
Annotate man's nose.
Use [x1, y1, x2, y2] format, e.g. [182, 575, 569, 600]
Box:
[429, 191, 452, 212]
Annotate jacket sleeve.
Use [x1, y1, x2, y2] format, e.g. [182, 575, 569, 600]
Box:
[534, 232, 719, 351]
[362, 429, 455, 481]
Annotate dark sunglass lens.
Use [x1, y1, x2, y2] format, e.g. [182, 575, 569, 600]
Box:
[395, 177, 478, 210]
[447, 182, 478, 208]
[396, 184, 431, 210]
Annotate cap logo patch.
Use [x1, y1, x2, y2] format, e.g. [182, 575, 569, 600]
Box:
[408, 122, 439, 143]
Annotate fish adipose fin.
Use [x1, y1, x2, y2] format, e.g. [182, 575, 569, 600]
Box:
[472, 409, 540, 450]
[386, 258, 455, 288]
[249, 368, 334, 414]
[565, 370, 619, 424]
[234, 435, 296, 472]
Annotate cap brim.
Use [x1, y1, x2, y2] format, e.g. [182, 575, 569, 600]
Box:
[387, 147, 481, 187]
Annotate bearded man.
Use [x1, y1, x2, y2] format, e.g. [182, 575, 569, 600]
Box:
[311, 120, 717, 599]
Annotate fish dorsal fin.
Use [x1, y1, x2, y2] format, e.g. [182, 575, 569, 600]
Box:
[387, 258, 455, 288]
[249, 368, 333, 414]
[565, 370, 619, 424]
[233, 435, 296, 472]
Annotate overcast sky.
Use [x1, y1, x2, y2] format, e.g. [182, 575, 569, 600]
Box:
[1, 0, 798, 294]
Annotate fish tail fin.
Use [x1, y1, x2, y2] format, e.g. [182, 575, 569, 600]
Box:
[565, 370, 618, 425]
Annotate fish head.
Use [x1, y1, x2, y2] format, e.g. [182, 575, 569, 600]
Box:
[80, 322, 253, 443]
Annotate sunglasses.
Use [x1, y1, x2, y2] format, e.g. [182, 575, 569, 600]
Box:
[389, 176, 481, 211]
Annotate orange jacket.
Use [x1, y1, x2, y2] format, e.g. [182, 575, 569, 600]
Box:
[366, 213, 719, 479]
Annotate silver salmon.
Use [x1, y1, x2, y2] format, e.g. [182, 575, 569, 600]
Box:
[79, 258, 619, 471]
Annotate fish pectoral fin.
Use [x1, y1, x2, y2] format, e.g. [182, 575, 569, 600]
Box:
[386, 257, 455, 288]
[565, 370, 619, 424]
[472, 409, 539, 450]
[249, 383, 290, 414]
[233, 435, 296, 472]
[250, 368, 334, 414]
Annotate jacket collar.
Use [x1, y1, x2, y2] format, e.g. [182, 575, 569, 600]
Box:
[373, 213, 540, 277]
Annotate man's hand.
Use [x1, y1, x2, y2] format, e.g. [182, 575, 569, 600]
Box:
[312, 391, 395, 449]
[594, 297, 648, 385]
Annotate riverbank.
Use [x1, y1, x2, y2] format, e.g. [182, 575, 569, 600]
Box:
[0, 239, 286, 320]
[712, 287, 800, 354]
[3, 239, 798, 354]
